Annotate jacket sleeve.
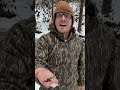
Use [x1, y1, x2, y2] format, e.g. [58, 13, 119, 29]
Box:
[35, 35, 49, 69]
[35, 35, 49, 84]
[77, 40, 85, 86]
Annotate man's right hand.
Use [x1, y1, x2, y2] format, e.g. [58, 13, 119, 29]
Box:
[35, 68, 59, 88]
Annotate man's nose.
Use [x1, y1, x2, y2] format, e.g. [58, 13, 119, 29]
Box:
[61, 15, 66, 21]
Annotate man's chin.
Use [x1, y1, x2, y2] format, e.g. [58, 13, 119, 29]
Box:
[59, 31, 69, 34]
[57, 28, 70, 33]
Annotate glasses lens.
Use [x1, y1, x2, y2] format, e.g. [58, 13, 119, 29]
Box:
[65, 13, 72, 19]
[56, 13, 63, 18]
[56, 13, 72, 19]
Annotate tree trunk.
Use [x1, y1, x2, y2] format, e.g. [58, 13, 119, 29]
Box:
[52, 0, 54, 19]
[78, 0, 84, 32]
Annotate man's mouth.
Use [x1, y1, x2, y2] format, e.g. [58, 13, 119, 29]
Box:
[60, 24, 67, 27]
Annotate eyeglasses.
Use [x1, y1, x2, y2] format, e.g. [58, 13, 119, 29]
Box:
[56, 13, 72, 19]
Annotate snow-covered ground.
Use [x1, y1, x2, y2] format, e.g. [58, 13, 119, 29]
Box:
[35, 82, 40, 90]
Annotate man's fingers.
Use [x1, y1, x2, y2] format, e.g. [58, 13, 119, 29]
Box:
[42, 78, 59, 88]
[40, 75, 59, 88]
[51, 78, 59, 84]
[42, 82, 51, 88]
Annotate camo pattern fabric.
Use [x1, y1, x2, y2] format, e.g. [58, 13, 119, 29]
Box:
[0, 16, 35, 90]
[35, 28, 85, 90]
[85, 15, 116, 90]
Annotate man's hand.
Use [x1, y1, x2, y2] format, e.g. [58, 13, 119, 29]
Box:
[35, 68, 59, 88]
[78, 85, 85, 90]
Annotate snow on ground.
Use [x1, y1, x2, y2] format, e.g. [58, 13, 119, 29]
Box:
[35, 83, 40, 90]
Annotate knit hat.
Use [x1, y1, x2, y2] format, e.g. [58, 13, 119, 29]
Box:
[53, 0, 74, 24]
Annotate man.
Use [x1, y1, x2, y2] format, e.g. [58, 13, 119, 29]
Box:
[35, 1, 85, 90]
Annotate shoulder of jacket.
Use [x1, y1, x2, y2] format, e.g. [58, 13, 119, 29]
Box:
[75, 34, 84, 43]
[37, 33, 51, 41]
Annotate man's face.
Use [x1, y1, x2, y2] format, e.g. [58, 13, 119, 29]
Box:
[55, 12, 72, 33]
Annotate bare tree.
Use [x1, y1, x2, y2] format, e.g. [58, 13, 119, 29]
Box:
[78, 0, 84, 32]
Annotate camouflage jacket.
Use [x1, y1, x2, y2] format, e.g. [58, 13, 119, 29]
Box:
[35, 28, 85, 90]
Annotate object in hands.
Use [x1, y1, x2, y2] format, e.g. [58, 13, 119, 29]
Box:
[44, 76, 56, 82]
